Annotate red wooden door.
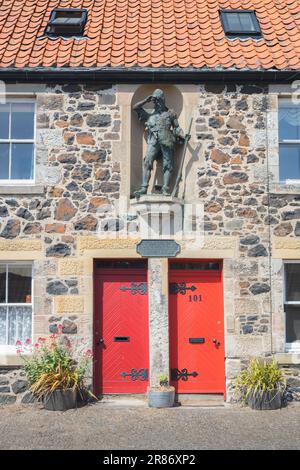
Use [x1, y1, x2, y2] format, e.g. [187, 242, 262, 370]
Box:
[94, 261, 149, 394]
[169, 262, 225, 394]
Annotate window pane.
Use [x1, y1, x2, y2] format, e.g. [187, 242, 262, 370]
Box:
[0, 306, 7, 345]
[239, 13, 256, 32]
[286, 306, 300, 343]
[226, 13, 241, 31]
[286, 264, 300, 301]
[279, 103, 300, 141]
[0, 265, 6, 303]
[55, 10, 83, 20]
[8, 306, 32, 345]
[11, 103, 35, 139]
[8, 265, 32, 304]
[54, 17, 82, 25]
[279, 144, 300, 181]
[11, 143, 34, 180]
[0, 104, 9, 139]
[0, 143, 10, 179]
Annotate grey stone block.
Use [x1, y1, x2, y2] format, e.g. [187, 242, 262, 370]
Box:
[0, 394, 16, 405]
[11, 380, 28, 394]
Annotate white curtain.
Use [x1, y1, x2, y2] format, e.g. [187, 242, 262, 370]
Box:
[0, 306, 32, 346]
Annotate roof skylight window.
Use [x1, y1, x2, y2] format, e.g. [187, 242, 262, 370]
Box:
[45, 9, 88, 37]
[220, 10, 262, 38]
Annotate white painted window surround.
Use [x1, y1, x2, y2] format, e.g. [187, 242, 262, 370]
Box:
[268, 85, 300, 193]
[284, 261, 300, 353]
[0, 262, 33, 355]
[278, 98, 300, 182]
[0, 98, 36, 185]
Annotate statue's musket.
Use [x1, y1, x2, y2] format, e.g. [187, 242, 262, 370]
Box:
[172, 117, 193, 198]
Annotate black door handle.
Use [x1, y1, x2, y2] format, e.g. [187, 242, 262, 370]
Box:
[212, 339, 221, 347]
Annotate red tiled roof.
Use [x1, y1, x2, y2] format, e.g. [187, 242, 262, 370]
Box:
[0, 0, 300, 70]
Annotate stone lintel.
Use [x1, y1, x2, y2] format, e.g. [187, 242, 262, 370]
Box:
[272, 237, 300, 259]
[77, 235, 237, 259]
[179, 236, 237, 259]
[0, 239, 43, 259]
[78, 236, 140, 255]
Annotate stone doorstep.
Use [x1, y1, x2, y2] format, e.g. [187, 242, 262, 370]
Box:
[176, 394, 225, 408]
[97, 393, 225, 408]
[98, 394, 148, 408]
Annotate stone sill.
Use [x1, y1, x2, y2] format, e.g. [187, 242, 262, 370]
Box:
[269, 183, 300, 195]
[0, 185, 45, 195]
[0, 353, 25, 366]
[275, 353, 300, 365]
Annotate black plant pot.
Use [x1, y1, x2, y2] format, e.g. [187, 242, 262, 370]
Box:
[247, 389, 282, 410]
[43, 388, 77, 411]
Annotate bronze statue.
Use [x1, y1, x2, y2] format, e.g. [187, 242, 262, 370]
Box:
[133, 89, 188, 197]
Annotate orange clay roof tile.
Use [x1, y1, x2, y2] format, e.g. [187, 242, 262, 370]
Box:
[0, 0, 299, 70]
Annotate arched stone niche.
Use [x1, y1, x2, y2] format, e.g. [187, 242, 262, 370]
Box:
[113, 84, 199, 204]
[130, 85, 184, 197]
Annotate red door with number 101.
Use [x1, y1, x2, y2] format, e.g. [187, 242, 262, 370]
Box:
[169, 261, 225, 394]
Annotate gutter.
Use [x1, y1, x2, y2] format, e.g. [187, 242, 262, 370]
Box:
[0, 67, 299, 84]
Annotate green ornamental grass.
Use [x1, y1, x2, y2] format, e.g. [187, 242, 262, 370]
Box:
[233, 359, 286, 403]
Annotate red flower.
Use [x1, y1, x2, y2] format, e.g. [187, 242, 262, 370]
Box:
[16, 349, 22, 355]
[38, 337, 46, 343]
[15, 340, 22, 346]
[25, 338, 31, 345]
[84, 349, 93, 358]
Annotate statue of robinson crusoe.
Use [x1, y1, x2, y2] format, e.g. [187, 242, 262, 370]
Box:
[133, 89, 190, 197]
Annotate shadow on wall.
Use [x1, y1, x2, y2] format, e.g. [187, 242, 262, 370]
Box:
[130, 85, 184, 197]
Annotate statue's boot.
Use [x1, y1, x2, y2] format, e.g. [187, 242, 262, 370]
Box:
[134, 185, 148, 198]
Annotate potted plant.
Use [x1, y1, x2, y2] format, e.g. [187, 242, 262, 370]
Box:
[17, 326, 95, 411]
[233, 358, 286, 410]
[148, 374, 175, 408]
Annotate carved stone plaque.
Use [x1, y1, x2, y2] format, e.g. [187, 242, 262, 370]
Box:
[136, 239, 181, 258]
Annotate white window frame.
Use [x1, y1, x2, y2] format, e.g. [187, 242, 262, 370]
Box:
[0, 262, 33, 354]
[284, 260, 300, 352]
[0, 98, 36, 185]
[278, 97, 300, 185]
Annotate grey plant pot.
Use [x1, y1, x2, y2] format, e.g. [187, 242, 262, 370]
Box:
[148, 387, 175, 408]
[43, 388, 77, 411]
[247, 389, 282, 410]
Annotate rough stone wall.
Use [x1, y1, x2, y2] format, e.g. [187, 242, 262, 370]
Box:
[0, 368, 32, 404]
[282, 365, 300, 402]
[197, 84, 272, 343]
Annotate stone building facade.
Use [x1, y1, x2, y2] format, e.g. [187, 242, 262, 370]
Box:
[0, 81, 300, 403]
[1, 1, 300, 404]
